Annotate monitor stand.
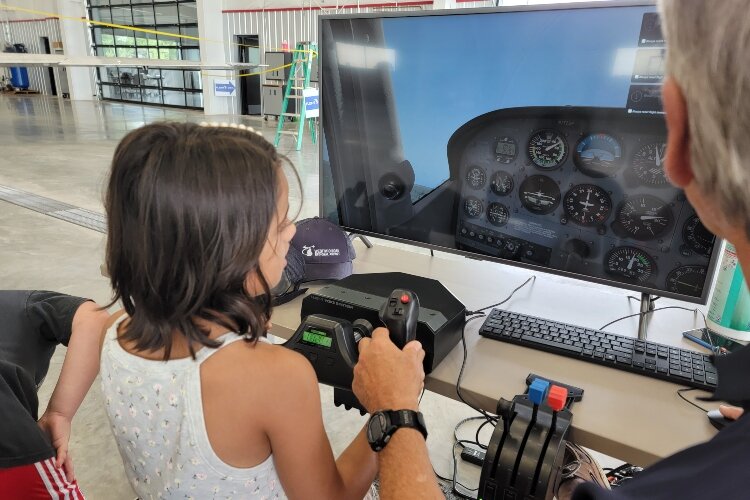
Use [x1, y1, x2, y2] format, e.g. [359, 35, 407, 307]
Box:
[637, 293, 657, 340]
[348, 233, 373, 248]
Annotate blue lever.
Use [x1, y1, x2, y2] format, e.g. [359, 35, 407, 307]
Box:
[528, 378, 550, 406]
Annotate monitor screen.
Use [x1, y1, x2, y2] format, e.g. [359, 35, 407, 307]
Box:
[319, 3, 720, 304]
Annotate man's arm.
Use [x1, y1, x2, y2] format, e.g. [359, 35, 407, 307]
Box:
[352, 328, 444, 500]
[37, 301, 110, 479]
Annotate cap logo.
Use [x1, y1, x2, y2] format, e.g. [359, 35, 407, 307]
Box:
[302, 244, 341, 258]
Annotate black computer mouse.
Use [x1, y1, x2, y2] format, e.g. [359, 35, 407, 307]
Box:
[707, 409, 734, 431]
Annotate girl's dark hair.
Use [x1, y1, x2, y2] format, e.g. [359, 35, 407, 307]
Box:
[105, 122, 287, 359]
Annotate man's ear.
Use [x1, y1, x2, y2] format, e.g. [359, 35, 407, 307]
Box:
[662, 78, 693, 187]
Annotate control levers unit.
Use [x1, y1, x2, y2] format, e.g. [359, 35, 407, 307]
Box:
[479, 375, 584, 500]
[283, 289, 419, 413]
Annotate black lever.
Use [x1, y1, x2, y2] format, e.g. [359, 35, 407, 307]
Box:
[378, 289, 419, 348]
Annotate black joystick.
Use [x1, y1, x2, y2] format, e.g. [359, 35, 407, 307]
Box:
[379, 289, 420, 348]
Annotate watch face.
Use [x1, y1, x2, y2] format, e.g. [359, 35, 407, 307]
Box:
[367, 412, 388, 451]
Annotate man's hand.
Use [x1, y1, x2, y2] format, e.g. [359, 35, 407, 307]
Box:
[37, 411, 75, 481]
[353, 328, 425, 413]
[719, 404, 744, 421]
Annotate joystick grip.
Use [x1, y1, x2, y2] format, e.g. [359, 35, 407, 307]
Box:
[378, 289, 420, 349]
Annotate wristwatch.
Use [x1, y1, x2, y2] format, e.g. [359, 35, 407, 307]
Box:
[366, 409, 428, 452]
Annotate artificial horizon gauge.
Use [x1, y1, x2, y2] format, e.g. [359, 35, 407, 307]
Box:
[683, 215, 715, 257]
[573, 133, 623, 178]
[495, 136, 518, 164]
[487, 202, 510, 227]
[613, 194, 674, 241]
[605, 246, 656, 282]
[465, 166, 487, 189]
[490, 170, 514, 196]
[519, 175, 561, 215]
[563, 184, 612, 226]
[527, 129, 567, 170]
[632, 142, 668, 186]
[464, 196, 484, 218]
[666, 265, 707, 296]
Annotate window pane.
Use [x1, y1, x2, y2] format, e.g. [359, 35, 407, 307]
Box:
[178, 3, 198, 24]
[131, 6, 155, 26]
[116, 46, 137, 58]
[93, 27, 114, 45]
[160, 69, 184, 88]
[110, 6, 133, 25]
[113, 28, 135, 47]
[185, 91, 203, 108]
[90, 0, 111, 6]
[163, 89, 186, 107]
[181, 48, 200, 61]
[158, 48, 179, 60]
[101, 83, 122, 100]
[184, 70, 202, 90]
[110, 0, 131, 5]
[122, 87, 143, 102]
[154, 4, 179, 25]
[117, 68, 139, 85]
[143, 70, 166, 87]
[156, 27, 180, 49]
[97, 46, 117, 58]
[90, 7, 112, 23]
[100, 67, 120, 83]
[135, 31, 158, 47]
[142, 88, 163, 105]
[179, 26, 198, 46]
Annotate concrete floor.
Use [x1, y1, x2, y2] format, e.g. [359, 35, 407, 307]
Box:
[0, 95, 491, 499]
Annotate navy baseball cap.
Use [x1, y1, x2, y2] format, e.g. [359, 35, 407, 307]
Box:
[271, 217, 356, 306]
[291, 217, 356, 281]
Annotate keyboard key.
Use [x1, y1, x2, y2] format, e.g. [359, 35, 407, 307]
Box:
[706, 373, 718, 385]
[669, 370, 693, 381]
[616, 356, 632, 364]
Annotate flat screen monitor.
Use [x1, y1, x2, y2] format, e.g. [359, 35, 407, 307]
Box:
[319, 1, 721, 304]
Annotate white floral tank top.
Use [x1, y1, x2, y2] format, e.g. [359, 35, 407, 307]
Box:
[100, 315, 285, 500]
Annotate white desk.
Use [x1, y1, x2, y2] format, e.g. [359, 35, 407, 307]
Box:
[269, 240, 718, 466]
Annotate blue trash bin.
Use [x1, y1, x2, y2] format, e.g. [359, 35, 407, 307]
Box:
[9, 67, 30, 90]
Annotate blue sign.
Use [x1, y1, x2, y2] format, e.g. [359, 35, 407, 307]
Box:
[303, 88, 320, 117]
[214, 80, 236, 96]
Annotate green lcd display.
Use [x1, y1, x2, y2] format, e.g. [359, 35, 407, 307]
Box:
[302, 329, 333, 348]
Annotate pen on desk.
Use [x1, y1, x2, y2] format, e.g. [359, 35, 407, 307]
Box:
[682, 332, 718, 353]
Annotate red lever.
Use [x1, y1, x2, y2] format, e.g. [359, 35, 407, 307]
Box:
[400, 294, 410, 304]
[547, 385, 568, 412]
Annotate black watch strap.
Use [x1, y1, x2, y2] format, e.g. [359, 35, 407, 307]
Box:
[367, 409, 428, 452]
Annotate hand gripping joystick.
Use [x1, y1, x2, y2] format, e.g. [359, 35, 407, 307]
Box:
[378, 289, 420, 349]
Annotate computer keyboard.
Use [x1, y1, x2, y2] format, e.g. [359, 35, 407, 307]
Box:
[479, 309, 718, 391]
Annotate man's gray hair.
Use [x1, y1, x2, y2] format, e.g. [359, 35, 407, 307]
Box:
[659, 0, 750, 231]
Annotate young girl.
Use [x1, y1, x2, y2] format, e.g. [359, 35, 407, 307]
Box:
[100, 122, 378, 499]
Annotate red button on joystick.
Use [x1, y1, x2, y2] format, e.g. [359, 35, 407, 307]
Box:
[400, 294, 410, 304]
[547, 385, 568, 412]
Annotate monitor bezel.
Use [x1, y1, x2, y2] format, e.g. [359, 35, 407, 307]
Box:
[318, 0, 721, 305]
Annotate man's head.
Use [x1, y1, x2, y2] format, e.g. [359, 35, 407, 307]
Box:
[659, 0, 750, 245]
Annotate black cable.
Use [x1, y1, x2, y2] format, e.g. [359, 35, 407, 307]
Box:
[418, 385, 426, 405]
[469, 276, 536, 314]
[599, 305, 708, 333]
[677, 387, 709, 412]
[457, 315, 498, 423]
[474, 418, 495, 450]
